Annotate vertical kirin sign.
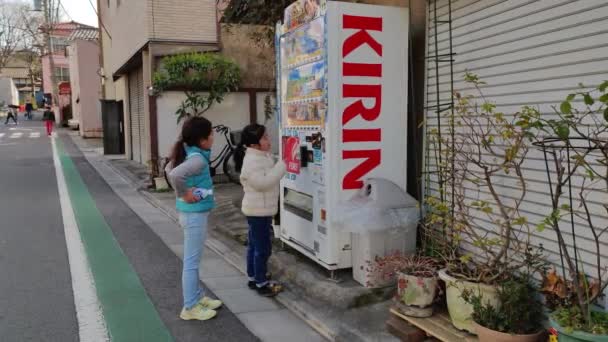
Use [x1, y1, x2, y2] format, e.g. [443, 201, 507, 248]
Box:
[341, 14, 383, 190]
[331, 3, 409, 195]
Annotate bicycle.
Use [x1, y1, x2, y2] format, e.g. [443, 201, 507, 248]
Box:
[164, 124, 244, 187]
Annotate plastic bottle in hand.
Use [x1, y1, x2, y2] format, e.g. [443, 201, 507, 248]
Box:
[193, 188, 213, 201]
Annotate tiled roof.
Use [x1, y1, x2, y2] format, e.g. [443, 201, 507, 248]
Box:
[53, 21, 96, 31]
[68, 28, 99, 41]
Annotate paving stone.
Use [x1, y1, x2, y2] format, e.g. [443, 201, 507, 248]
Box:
[238, 309, 326, 342]
[200, 257, 242, 278]
[203, 275, 250, 291]
[214, 288, 281, 314]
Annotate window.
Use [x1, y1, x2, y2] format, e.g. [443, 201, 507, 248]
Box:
[50, 37, 69, 54]
[53, 67, 70, 83]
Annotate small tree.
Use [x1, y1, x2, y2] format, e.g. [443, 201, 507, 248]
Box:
[424, 73, 545, 284]
[153, 53, 241, 123]
[535, 81, 608, 332]
[0, 1, 30, 72]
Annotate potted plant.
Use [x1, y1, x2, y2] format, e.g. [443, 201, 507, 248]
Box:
[148, 158, 170, 191]
[542, 269, 608, 342]
[154, 158, 170, 190]
[531, 82, 608, 341]
[424, 73, 546, 333]
[370, 253, 441, 317]
[462, 278, 546, 342]
[370, 252, 440, 317]
[463, 276, 546, 342]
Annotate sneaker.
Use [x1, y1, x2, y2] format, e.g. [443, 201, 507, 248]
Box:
[199, 296, 222, 310]
[179, 304, 217, 321]
[257, 284, 278, 297]
[247, 281, 256, 290]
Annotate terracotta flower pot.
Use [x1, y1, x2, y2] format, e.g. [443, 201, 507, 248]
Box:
[473, 322, 545, 342]
[438, 268, 499, 334]
[396, 271, 438, 308]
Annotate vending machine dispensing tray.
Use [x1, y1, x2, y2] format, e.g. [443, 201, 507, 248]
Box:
[283, 188, 313, 221]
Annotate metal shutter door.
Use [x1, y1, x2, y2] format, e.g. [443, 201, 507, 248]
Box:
[129, 68, 144, 163]
[425, 1, 608, 280]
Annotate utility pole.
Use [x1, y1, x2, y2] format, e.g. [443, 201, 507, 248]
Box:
[42, 0, 57, 107]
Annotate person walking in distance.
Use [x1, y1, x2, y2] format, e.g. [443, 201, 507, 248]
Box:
[4, 105, 18, 125]
[42, 106, 55, 136]
[166, 117, 223, 321]
[25, 101, 33, 120]
[238, 124, 286, 297]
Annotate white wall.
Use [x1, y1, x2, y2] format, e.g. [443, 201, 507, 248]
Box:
[67, 45, 80, 124]
[256, 92, 279, 155]
[157, 91, 251, 163]
[0, 77, 19, 106]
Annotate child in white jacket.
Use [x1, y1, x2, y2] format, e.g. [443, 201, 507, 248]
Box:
[239, 124, 286, 297]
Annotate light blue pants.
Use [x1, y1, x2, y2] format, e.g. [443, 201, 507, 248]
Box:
[179, 211, 209, 309]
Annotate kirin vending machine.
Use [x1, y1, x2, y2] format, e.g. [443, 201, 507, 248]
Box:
[276, 0, 410, 274]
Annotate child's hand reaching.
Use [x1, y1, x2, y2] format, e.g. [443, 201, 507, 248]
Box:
[181, 188, 199, 203]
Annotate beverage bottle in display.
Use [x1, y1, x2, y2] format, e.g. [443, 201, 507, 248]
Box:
[193, 188, 213, 201]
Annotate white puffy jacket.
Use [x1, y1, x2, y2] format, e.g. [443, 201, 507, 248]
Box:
[240, 148, 286, 217]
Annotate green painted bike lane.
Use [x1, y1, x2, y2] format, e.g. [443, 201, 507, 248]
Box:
[56, 138, 174, 342]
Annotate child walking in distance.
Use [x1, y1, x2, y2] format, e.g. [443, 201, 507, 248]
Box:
[5, 105, 18, 125]
[239, 124, 286, 297]
[166, 117, 223, 321]
[42, 106, 55, 136]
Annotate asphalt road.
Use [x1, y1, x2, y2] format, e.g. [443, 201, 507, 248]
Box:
[0, 119, 79, 341]
[0, 118, 257, 342]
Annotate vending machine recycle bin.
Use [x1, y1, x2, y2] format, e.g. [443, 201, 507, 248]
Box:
[333, 178, 419, 287]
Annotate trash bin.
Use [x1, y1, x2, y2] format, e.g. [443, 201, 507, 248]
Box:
[333, 178, 419, 287]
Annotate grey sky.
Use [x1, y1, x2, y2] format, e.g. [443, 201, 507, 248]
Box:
[60, 0, 98, 27]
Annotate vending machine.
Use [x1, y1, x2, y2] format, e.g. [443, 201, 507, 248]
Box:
[276, 0, 410, 272]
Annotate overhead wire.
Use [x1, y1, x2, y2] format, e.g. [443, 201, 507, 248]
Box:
[58, 0, 74, 22]
[86, 0, 112, 40]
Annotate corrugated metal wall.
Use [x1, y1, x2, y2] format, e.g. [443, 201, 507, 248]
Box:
[424, 0, 608, 288]
[129, 68, 144, 164]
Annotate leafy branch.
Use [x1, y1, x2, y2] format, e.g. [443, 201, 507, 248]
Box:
[153, 53, 241, 122]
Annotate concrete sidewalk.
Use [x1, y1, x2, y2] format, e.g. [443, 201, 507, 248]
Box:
[67, 132, 325, 342]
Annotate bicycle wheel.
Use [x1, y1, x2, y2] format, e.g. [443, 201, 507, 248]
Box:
[223, 149, 241, 185]
[162, 158, 173, 190]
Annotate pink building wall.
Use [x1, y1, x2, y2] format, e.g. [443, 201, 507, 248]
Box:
[68, 39, 102, 138]
[41, 54, 69, 94]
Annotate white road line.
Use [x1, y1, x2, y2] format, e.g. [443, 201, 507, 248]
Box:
[10, 133, 22, 138]
[29, 132, 41, 138]
[0, 133, 5, 138]
[51, 138, 109, 342]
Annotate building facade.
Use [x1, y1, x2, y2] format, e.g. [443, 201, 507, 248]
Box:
[99, 0, 282, 169]
[41, 21, 96, 123]
[67, 28, 102, 138]
[0, 52, 42, 105]
[99, 0, 220, 165]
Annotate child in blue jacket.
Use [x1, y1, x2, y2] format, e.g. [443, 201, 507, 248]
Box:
[167, 117, 223, 321]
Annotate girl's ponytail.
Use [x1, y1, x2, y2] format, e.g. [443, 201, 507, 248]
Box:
[170, 138, 187, 167]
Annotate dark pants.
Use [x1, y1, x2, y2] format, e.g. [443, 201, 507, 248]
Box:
[246, 216, 273, 286]
[5, 113, 17, 124]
